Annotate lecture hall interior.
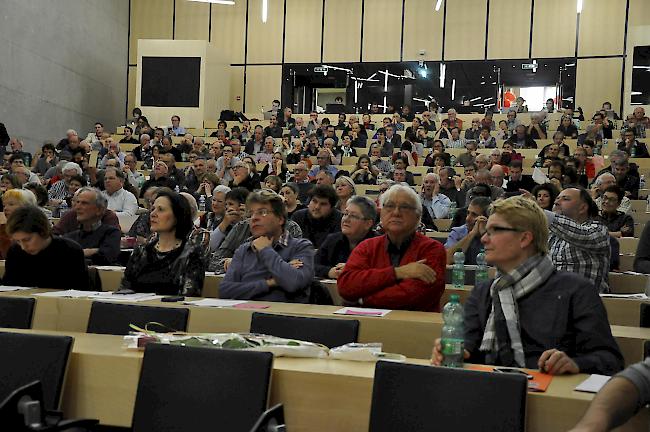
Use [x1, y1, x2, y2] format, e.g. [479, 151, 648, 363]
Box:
[1, 0, 650, 431]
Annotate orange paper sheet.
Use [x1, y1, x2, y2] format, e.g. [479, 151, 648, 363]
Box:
[466, 364, 553, 392]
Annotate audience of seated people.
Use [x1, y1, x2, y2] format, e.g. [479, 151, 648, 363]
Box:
[2, 104, 650, 417]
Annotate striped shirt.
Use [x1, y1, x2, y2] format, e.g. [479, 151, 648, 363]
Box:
[48, 180, 68, 201]
[547, 212, 611, 293]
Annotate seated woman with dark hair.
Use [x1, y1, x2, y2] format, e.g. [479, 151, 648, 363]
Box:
[120, 188, 205, 296]
[279, 183, 305, 218]
[350, 155, 378, 185]
[531, 183, 560, 211]
[3, 205, 88, 289]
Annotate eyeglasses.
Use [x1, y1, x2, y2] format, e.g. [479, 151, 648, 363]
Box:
[246, 208, 272, 218]
[481, 226, 522, 237]
[342, 212, 368, 221]
[601, 196, 619, 203]
[382, 203, 417, 213]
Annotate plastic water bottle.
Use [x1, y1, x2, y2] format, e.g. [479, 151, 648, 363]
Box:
[631, 145, 637, 158]
[450, 154, 457, 166]
[441, 294, 465, 368]
[452, 251, 465, 288]
[174, 185, 180, 193]
[448, 201, 457, 219]
[641, 175, 646, 190]
[58, 200, 69, 218]
[199, 195, 206, 212]
[475, 249, 489, 286]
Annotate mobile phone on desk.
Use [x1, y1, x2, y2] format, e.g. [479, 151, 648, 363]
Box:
[161, 296, 185, 302]
[493, 367, 533, 379]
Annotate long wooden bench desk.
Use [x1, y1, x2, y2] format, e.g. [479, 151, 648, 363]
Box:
[92, 265, 650, 297]
[2, 288, 649, 367]
[3, 328, 646, 431]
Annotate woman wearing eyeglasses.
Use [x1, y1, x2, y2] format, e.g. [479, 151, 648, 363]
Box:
[432, 195, 623, 376]
[315, 196, 377, 279]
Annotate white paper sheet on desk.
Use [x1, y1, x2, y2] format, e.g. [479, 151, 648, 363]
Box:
[88, 292, 162, 302]
[184, 299, 248, 308]
[0, 286, 33, 292]
[334, 307, 392, 317]
[575, 374, 611, 393]
[93, 266, 126, 271]
[34, 290, 103, 298]
[600, 293, 648, 299]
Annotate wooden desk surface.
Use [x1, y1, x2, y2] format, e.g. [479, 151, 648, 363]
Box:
[94, 267, 650, 299]
[3, 328, 647, 431]
[3, 289, 649, 366]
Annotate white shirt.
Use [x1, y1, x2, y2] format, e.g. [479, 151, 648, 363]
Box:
[103, 188, 138, 216]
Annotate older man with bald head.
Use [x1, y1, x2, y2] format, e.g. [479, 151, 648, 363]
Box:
[546, 187, 611, 292]
[421, 173, 451, 221]
[489, 165, 506, 189]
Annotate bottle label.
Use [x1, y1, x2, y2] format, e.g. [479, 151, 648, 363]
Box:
[442, 338, 463, 356]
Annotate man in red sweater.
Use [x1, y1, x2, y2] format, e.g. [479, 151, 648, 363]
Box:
[338, 184, 446, 311]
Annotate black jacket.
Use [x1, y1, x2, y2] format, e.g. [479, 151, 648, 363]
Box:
[464, 271, 624, 375]
[505, 175, 537, 193]
[291, 208, 342, 249]
[314, 231, 376, 278]
[229, 174, 261, 192]
[0, 123, 8, 148]
[64, 224, 121, 265]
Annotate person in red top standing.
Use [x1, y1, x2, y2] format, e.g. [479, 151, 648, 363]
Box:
[338, 184, 446, 311]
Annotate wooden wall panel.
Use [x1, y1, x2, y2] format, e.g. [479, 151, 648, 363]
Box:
[284, 0, 323, 63]
[444, 0, 488, 60]
[578, 0, 626, 57]
[487, 0, 531, 59]
[245, 65, 283, 114]
[322, 0, 362, 63]
[362, 0, 402, 62]
[127, 66, 137, 117]
[129, 0, 174, 64]
[402, 0, 443, 61]
[229, 66, 245, 113]
[174, 0, 210, 41]
[247, 0, 284, 63]
[531, 0, 576, 58]
[576, 57, 623, 119]
[210, 1, 247, 64]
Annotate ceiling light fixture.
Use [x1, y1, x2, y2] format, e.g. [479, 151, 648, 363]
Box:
[577, 0, 583, 14]
[435, 0, 443, 12]
[262, 0, 268, 23]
